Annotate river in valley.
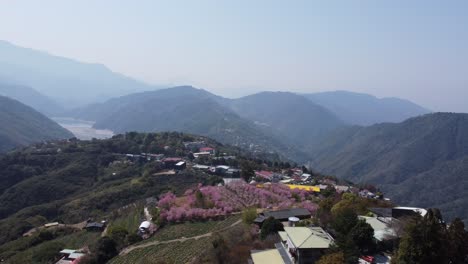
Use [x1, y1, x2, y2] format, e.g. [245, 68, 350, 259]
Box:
[53, 117, 114, 140]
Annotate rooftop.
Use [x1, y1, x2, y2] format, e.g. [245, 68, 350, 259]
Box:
[359, 216, 397, 241]
[283, 227, 334, 249]
[200, 147, 215, 151]
[251, 249, 285, 264]
[258, 208, 311, 222]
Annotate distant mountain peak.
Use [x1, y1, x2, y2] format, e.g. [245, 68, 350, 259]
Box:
[303, 90, 430, 125]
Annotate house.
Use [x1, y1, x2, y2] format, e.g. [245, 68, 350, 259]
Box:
[254, 208, 311, 225]
[223, 177, 244, 185]
[193, 152, 212, 158]
[192, 164, 210, 171]
[359, 216, 397, 241]
[300, 174, 311, 181]
[215, 165, 230, 174]
[250, 248, 292, 264]
[255, 170, 274, 180]
[175, 161, 186, 170]
[84, 222, 106, 232]
[334, 185, 350, 193]
[141, 153, 165, 161]
[162, 157, 184, 169]
[278, 227, 334, 264]
[359, 189, 376, 199]
[199, 147, 216, 155]
[56, 249, 86, 264]
[226, 168, 240, 177]
[370, 207, 427, 220]
[184, 141, 206, 151]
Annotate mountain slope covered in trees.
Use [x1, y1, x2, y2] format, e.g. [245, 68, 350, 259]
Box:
[0, 96, 73, 152]
[226, 92, 344, 147]
[304, 91, 430, 125]
[309, 113, 468, 223]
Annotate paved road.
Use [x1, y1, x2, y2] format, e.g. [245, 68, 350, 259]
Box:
[119, 219, 242, 255]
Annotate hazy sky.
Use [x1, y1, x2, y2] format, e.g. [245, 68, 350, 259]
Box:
[1, 0, 467, 112]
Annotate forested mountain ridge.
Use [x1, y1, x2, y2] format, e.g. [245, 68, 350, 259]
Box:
[0, 96, 73, 152]
[303, 90, 430, 125]
[309, 112, 468, 223]
[226, 91, 344, 148]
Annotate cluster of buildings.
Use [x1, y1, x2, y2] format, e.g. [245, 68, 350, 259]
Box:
[250, 208, 334, 264]
[125, 153, 165, 162]
[249, 205, 426, 264]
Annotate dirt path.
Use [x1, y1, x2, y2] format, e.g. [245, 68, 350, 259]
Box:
[119, 219, 242, 255]
[144, 207, 152, 221]
[22, 221, 87, 237]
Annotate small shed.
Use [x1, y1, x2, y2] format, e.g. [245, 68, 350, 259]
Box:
[175, 161, 186, 170]
[84, 222, 105, 232]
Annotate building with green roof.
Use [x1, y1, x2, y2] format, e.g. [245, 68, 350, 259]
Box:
[278, 227, 334, 264]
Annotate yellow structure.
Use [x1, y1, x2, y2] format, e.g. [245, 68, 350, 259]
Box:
[286, 184, 320, 192]
[256, 183, 320, 193]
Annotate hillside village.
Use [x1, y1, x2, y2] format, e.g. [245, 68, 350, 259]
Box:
[0, 133, 466, 264]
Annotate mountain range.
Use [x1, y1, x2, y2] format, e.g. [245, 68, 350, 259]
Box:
[309, 113, 468, 223]
[0, 40, 157, 108]
[304, 90, 430, 125]
[2, 39, 466, 223]
[0, 96, 73, 152]
[70, 86, 431, 159]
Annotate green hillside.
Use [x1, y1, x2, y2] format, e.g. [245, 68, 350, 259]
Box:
[310, 113, 468, 223]
[0, 132, 279, 246]
[0, 96, 73, 152]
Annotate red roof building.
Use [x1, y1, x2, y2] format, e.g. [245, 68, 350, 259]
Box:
[255, 170, 274, 180]
[199, 147, 215, 154]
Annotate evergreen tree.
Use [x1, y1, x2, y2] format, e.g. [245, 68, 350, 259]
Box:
[260, 217, 284, 240]
[447, 218, 468, 264]
[394, 208, 448, 264]
[349, 219, 375, 253]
